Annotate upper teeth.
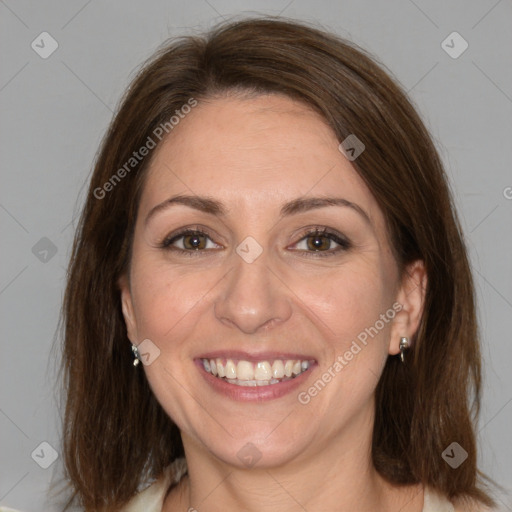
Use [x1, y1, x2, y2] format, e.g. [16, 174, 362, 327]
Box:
[202, 358, 311, 381]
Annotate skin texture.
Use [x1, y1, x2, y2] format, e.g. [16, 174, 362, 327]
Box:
[119, 94, 428, 512]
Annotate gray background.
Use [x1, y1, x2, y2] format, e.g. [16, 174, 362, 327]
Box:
[1, 1, 511, 510]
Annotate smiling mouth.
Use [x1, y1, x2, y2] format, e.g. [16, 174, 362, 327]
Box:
[200, 357, 315, 386]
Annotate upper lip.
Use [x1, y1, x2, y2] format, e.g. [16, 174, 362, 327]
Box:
[196, 350, 317, 362]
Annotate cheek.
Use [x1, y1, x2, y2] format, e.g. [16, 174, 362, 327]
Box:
[128, 259, 211, 425]
[299, 262, 394, 342]
[295, 262, 395, 400]
[129, 257, 210, 344]
[297, 269, 394, 418]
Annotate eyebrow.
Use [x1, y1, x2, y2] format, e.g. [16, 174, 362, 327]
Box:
[145, 194, 371, 226]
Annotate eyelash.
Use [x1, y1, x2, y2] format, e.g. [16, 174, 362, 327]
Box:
[160, 226, 351, 258]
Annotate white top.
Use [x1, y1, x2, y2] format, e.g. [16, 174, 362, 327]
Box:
[119, 458, 459, 512]
[0, 458, 492, 512]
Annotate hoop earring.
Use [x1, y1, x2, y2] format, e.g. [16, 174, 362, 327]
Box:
[399, 337, 409, 363]
[131, 344, 141, 366]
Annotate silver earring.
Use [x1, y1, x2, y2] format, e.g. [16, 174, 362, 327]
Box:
[399, 337, 409, 363]
[131, 344, 141, 366]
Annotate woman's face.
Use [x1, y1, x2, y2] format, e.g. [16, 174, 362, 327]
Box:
[120, 94, 424, 469]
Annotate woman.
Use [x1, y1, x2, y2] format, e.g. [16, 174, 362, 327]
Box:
[58, 17, 498, 511]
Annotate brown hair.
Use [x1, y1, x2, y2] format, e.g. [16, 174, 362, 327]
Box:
[58, 16, 496, 510]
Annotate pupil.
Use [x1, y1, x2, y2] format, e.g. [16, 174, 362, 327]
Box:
[187, 234, 203, 249]
[309, 235, 327, 250]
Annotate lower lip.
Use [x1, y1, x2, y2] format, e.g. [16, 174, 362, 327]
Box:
[195, 359, 316, 401]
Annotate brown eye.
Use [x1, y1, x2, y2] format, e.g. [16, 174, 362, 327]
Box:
[161, 228, 222, 254]
[306, 234, 332, 251]
[291, 228, 351, 257]
[182, 233, 207, 250]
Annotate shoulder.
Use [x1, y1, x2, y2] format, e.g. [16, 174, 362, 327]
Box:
[424, 487, 500, 512]
[423, 486, 456, 512]
[452, 497, 499, 512]
[120, 458, 187, 512]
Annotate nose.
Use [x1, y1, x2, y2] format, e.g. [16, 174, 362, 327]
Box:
[214, 253, 293, 334]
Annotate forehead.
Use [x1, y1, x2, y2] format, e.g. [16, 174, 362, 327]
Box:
[139, 94, 380, 222]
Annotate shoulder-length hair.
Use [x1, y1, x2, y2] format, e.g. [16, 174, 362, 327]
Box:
[59, 16, 495, 510]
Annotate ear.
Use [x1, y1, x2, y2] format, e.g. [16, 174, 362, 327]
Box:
[118, 274, 138, 344]
[388, 260, 427, 356]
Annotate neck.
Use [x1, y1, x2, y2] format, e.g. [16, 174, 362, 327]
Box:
[164, 411, 424, 512]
